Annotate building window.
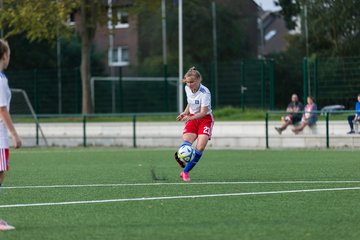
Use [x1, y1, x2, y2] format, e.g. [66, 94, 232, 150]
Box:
[67, 12, 76, 26]
[109, 47, 129, 66]
[265, 30, 277, 41]
[109, 9, 129, 29]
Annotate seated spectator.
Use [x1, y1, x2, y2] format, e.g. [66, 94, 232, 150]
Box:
[275, 94, 303, 135]
[347, 94, 360, 134]
[292, 96, 317, 134]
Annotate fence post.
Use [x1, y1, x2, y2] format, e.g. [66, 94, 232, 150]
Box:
[261, 60, 265, 109]
[75, 67, 80, 113]
[240, 61, 245, 111]
[83, 115, 87, 147]
[36, 119, 39, 146]
[269, 59, 275, 110]
[265, 112, 269, 149]
[313, 58, 318, 102]
[212, 62, 218, 109]
[326, 112, 329, 148]
[303, 57, 308, 102]
[33, 69, 38, 113]
[118, 67, 123, 113]
[133, 115, 137, 148]
[163, 64, 169, 112]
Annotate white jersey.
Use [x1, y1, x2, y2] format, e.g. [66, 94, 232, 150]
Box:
[185, 84, 212, 115]
[0, 71, 11, 148]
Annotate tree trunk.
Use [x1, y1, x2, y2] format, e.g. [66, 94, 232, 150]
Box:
[80, 36, 92, 114]
[79, 0, 97, 114]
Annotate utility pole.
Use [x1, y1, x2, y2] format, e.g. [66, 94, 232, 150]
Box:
[56, 0, 62, 114]
[178, 0, 183, 113]
[212, 1, 218, 108]
[304, 1, 311, 96]
[108, 0, 117, 113]
[0, 0, 4, 38]
[162, 0, 167, 67]
[161, 0, 169, 111]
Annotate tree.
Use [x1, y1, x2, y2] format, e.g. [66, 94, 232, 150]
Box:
[275, 0, 360, 57]
[78, 0, 104, 113]
[0, 0, 157, 114]
[137, 0, 256, 76]
[0, 0, 99, 113]
[275, 0, 301, 30]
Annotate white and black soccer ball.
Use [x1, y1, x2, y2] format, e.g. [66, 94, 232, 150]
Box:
[177, 145, 195, 163]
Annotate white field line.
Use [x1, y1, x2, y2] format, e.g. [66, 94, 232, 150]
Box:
[11, 148, 171, 154]
[1, 187, 360, 209]
[2, 180, 360, 190]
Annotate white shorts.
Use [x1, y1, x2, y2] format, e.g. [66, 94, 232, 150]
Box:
[0, 148, 9, 171]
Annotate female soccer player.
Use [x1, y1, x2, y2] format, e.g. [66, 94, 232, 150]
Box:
[0, 39, 22, 231]
[174, 66, 214, 182]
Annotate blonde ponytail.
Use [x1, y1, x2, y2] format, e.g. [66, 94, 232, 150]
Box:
[183, 66, 202, 83]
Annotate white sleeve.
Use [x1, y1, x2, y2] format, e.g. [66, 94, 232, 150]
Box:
[0, 81, 8, 107]
[200, 92, 211, 107]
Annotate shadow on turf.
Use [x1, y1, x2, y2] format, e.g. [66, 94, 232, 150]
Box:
[150, 168, 168, 181]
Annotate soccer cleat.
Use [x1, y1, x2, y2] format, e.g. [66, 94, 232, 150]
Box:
[347, 130, 355, 134]
[180, 171, 190, 182]
[275, 127, 282, 135]
[174, 152, 185, 168]
[0, 220, 15, 231]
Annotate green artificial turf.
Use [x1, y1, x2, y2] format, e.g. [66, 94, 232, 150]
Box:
[1, 148, 360, 240]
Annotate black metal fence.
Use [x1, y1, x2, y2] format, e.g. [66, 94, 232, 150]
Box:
[7, 59, 275, 114]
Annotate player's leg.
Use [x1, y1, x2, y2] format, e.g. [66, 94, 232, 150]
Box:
[174, 117, 198, 168]
[174, 133, 197, 168]
[181, 133, 197, 147]
[0, 148, 8, 187]
[180, 115, 214, 181]
[0, 172, 4, 187]
[0, 149, 15, 231]
[183, 134, 209, 173]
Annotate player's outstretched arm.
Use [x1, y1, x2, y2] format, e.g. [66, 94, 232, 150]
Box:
[176, 104, 190, 121]
[0, 107, 22, 148]
[183, 106, 208, 121]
